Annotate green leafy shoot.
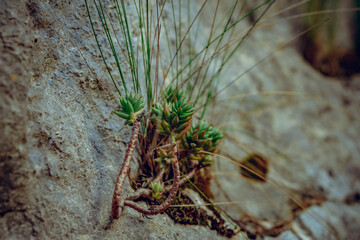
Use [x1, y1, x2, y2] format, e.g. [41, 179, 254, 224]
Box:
[151, 86, 194, 138]
[182, 120, 224, 166]
[114, 92, 145, 125]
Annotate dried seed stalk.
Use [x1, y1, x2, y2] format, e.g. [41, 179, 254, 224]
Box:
[123, 141, 180, 215]
[111, 117, 141, 219]
[123, 164, 200, 202]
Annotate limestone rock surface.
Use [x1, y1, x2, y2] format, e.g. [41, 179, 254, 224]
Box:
[1, 1, 359, 239]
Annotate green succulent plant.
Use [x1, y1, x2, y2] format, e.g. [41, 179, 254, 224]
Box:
[114, 93, 145, 125]
[181, 120, 224, 166]
[151, 87, 194, 137]
[163, 85, 185, 103]
[151, 182, 164, 200]
[154, 148, 175, 168]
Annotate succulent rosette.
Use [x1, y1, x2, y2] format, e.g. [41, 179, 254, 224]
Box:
[181, 120, 224, 166]
[162, 85, 185, 103]
[151, 87, 194, 137]
[114, 92, 145, 125]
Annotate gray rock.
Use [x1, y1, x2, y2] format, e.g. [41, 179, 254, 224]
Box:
[1, 0, 359, 239]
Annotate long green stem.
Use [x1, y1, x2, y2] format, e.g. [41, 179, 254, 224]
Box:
[85, 0, 122, 97]
[196, 0, 276, 105]
[113, 0, 138, 93]
[168, 0, 272, 87]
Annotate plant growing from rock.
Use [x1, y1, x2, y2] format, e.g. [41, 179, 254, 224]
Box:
[118, 86, 225, 216]
[84, 0, 236, 228]
[81, 1, 360, 239]
[118, 86, 193, 216]
[84, 0, 326, 236]
[181, 119, 224, 169]
[111, 93, 145, 218]
[107, 83, 224, 217]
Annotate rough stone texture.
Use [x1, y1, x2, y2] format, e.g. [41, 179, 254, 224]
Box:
[208, 2, 360, 239]
[1, 0, 359, 239]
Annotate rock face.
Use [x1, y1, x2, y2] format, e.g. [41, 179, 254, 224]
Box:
[1, 0, 360, 239]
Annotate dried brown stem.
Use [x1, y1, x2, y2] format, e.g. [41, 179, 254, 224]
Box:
[126, 188, 152, 201]
[111, 118, 141, 219]
[165, 165, 199, 192]
[124, 140, 180, 215]
[124, 165, 200, 204]
[151, 168, 165, 185]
